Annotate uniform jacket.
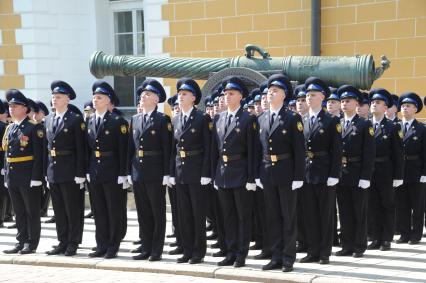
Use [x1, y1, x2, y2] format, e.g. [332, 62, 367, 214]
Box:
[400, 119, 426, 183]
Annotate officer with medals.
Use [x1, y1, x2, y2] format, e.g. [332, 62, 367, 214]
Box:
[2, 89, 44, 254]
[211, 76, 257, 268]
[366, 88, 404, 251]
[128, 79, 171, 261]
[335, 85, 375, 258]
[87, 80, 129, 259]
[255, 74, 305, 272]
[44, 81, 86, 256]
[395, 92, 426, 245]
[299, 77, 342, 265]
[169, 78, 212, 264]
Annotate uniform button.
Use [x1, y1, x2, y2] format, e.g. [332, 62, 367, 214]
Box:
[308, 140, 311, 142]
[269, 147, 272, 150]
[308, 147, 312, 150]
[224, 164, 227, 167]
[53, 141, 56, 143]
[309, 161, 313, 164]
[97, 160, 100, 163]
[271, 163, 275, 166]
[181, 139, 184, 142]
[8, 153, 11, 156]
[139, 146, 142, 149]
[224, 141, 227, 144]
[223, 149, 226, 152]
[182, 162, 185, 165]
[10, 166, 13, 170]
[269, 139, 272, 142]
[343, 150, 345, 153]
[96, 140, 99, 142]
[54, 161, 57, 164]
[139, 160, 142, 163]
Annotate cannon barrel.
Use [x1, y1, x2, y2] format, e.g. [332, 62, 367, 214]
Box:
[90, 45, 390, 89]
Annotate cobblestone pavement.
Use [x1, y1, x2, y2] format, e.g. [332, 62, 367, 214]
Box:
[0, 264, 256, 283]
[1, 202, 426, 283]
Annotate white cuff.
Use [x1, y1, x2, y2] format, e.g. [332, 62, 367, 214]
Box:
[393, 179, 403, 188]
[246, 183, 256, 191]
[74, 177, 86, 184]
[169, 177, 176, 186]
[200, 177, 211, 185]
[79, 183, 85, 189]
[1, 169, 4, 176]
[30, 180, 42, 187]
[255, 179, 263, 189]
[358, 179, 370, 189]
[86, 174, 90, 183]
[4, 182, 7, 188]
[127, 175, 133, 185]
[420, 176, 426, 183]
[122, 179, 130, 190]
[292, 181, 303, 190]
[327, 177, 339, 187]
[162, 175, 169, 186]
[213, 181, 218, 190]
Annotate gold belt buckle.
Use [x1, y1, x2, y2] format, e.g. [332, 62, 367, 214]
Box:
[222, 155, 228, 163]
[179, 150, 186, 158]
[138, 150, 144, 157]
[342, 156, 347, 164]
[307, 151, 314, 159]
[95, 151, 100, 158]
[50, 149, 56, 157]
[270, 155, 277, 162]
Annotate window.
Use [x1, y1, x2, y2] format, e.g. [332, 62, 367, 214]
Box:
[113, 10, 145, 111]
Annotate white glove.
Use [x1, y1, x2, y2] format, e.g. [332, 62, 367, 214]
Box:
[393, 179, 403, 188]
[117, 176, 126, 184]
[255, 178, 263, 189]
[327, 177, 339, 187]
[30, 180, 42, 187]
[246, 183, 256, 191]
[200, 177, 211, 185]
[127, 175, 133, 185]
[75, 177, 86, 184]
[1, 169, 4, 176]
[420, 176, 426, 183]
[292, 181, 303, 190]
[358, 179, 370, 189]
[4, 182, 7, 188]
[169, 177, 176, 186]
[162, 175, 169, 186]
[86, 174, 90, 183]
[45, 177, 50, 189]
[213, 181, 218, 190]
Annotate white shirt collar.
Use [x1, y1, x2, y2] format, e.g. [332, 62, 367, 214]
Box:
[227, 107, 240, 118]
[402, 118, 415, 129]
[309, 108, 322, 120]
[344, 114, 356, 124]
[372, 116, 384, 125]
[269, 105, 283, 117]
[181, 106, 194, 118]
[14, 117, 26, 125]
[142, 109, 154, 117]
[55, 109, 68, 120]
[95, 110, 107, 120]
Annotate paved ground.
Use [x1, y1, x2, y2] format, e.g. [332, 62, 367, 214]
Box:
[1, 197, 426, 283]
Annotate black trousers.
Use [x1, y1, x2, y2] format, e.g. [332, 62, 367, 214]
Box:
[91, 181, 127, 252]
[8, 185, 41, 249]
[50, 182, 82, 246]
[369, 178, 395, 242]
[252, 189, 270, 254]
[337, 185, 368, 253]
[0, 181, 7, 224]
[297, 186, 307, 249]
[133, 180, 166, 256]
[302, 183, 336, 258]
[218, 187, 253, 260]
[207, 185, 226, 251]
[78, 186, 85, 244]
[168, 185, 181, 246]
[264, 184, 297, 264]
[176, 183, 206, 259]
[40, 184, 50, 216]
[396, 182, 425, 241]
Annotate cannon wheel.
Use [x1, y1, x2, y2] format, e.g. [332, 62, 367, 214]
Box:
[200, 67, 268, 109]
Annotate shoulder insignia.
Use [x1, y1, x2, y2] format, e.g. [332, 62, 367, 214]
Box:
[297, 121, 303, 132]
[369, 127, 374, 136]
[398, 130, 403, 139]
[81, 123, 86, 131]
[253, 122, 257, 130]
[336, 124, 342, 133]
[167, 123, 172, 132]
[37, 129, 44, 138]
[121, 125, 127, 134]
[209, 122, 213, 130]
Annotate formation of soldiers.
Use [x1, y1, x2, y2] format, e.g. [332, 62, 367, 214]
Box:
[0, 74, 425, 273]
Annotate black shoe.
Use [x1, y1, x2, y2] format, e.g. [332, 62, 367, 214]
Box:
[133, 251, 150, 260]
[169, 242, 178, 247]
[299, 254, 319, 263]
[380, 241, 391, 251]
[210, 242, 221, 249]
[282, 265, 294, 272]
[104, 250, 117, 259]
[64, 245, 77, 256]
[3, 244, 23, 254]
[233, 258, 245, 268]
[396, 237, 409, 244]
[249, 243, 262, 250]
[212, 250, 227, 257]
[84, 212, 94, 219]
[367, 240, 381, 250]
[217, 256, 236, 266]
[46, 244, 67, 255]
[353, 252, 363, 258]
[43, 217, 55, 224]
[131, 245, 143, 253]
[3, 216, 13, 222]
[148, 255, 162, 261]
[88, 250, 106, 258]
[335, 249, 353, 256]
[166, 234, 176, 238]
[189, 257, 204, 264]
[91, 247, 97, 251]
[319, 257, 329, 264]
[254, 252, 271, 260]
[19, 246, 36, 254]
[409, 239, 420, 245]
[206, 233, 218, 240]
[6, 223, 16, 229]
[262, 260, 282, 270]
[168, 247, 184, 255]
[132, 240, 142, 245]
[177, 255, 190, 263]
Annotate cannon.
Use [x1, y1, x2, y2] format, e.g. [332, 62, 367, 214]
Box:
[90, 44, 390, 106]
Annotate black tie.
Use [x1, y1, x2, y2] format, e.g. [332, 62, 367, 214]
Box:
[404, 122, 409, 135]
[310, 115, 315, 130]
[225, 114, 233, 132]
[143, 114, 148, 129]
[181, 115, 187, 131]
[270, 113, 276, 129]
[53, 117, 60, 133]
[374, 122, 379, 132]
[344, 120, 350, 132]
[96, 117, 101, 132]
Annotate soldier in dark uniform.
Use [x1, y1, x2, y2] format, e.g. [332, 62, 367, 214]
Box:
[385, 94, 400, 123]
[2, 89, 44, 254]
[366, 88, 404, 251]
[128, 79, 171, 261]
[299, 77, 342, 265]
[356, 92, 371, 120]
[395, 92, 426, 245]
[211, 77, 256, 268]
[82, 101, 95, 220]
[169, 78, 211, 264]
[255, 74, 305, 272]
[0, 100, 7, 228]
[87, 80, 129, 259]
[43, 81, 86, 256]
[335, 85, 375, 258]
